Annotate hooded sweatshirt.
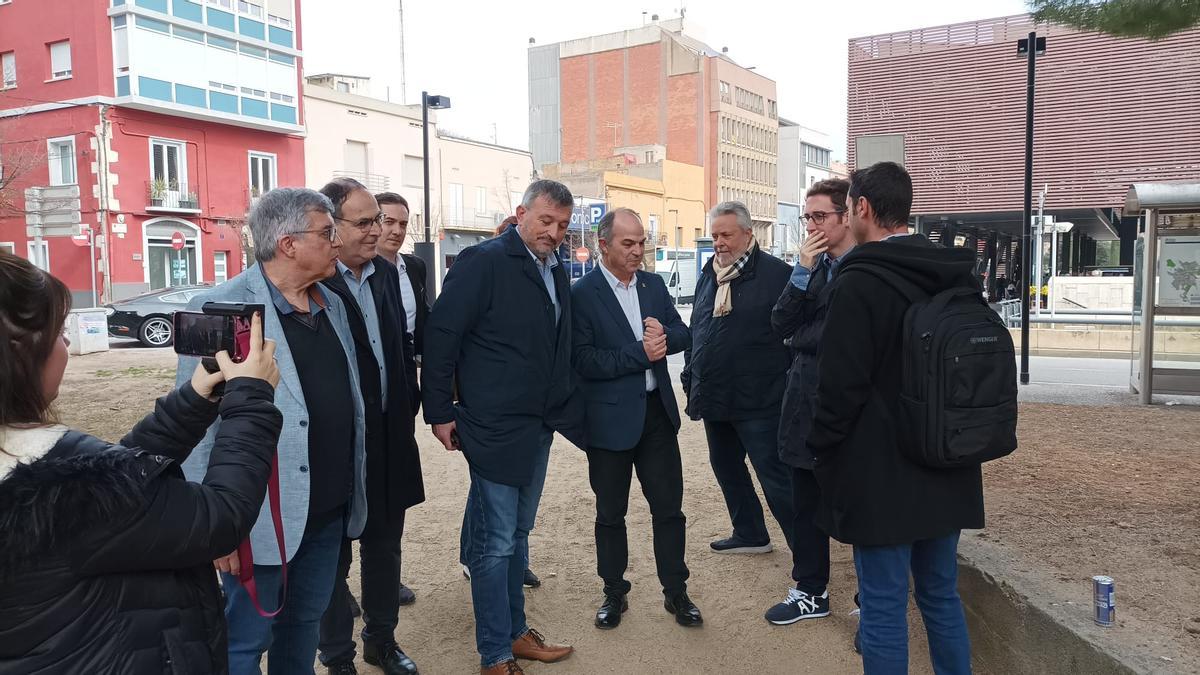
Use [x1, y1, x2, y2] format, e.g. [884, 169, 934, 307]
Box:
[805, 234, 986, 547]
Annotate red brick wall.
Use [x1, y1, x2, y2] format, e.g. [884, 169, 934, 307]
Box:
[626, 43, 662, 147]
[559, 55, 589, 162]
[591, 49, 624, 158]
[666, 72, 700, 165]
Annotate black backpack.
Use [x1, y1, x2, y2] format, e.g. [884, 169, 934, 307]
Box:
[855, 265, 1018, 468]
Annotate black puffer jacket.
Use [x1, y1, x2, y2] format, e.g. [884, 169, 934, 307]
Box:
[682, 246, 792, 422]
[771, 255, 836, 469]
[0, 379, 282, 674]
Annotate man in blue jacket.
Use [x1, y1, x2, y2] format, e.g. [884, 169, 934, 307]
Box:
[571, 207, 700, 631]
[422, 180, 583, 675]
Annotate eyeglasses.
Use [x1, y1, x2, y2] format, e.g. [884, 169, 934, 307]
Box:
[294, 226, 340, 243]
[334, 213, 385, 231]
[800, 209, 846, 225]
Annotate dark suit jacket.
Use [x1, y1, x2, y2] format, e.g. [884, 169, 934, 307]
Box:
[571, 267, 689, 451]
[421, 226, 585, 486]
[324, 257, 425, 536]
[399, 253, 430, 358]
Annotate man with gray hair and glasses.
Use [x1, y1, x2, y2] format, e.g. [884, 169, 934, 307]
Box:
[178, 187, 369, 675]
[423, 179, 584, 675]
[681, 201, 795, 560]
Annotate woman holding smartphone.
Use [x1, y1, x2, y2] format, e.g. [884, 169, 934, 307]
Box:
[0, 251, 282, 674]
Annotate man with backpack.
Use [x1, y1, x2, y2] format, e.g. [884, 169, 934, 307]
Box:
[808, 161, 1016, 674]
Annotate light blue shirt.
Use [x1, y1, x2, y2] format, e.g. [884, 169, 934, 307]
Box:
[599, 262, 656, 392]
[789, 248, 852, 291]
[389, 253, 418, 336]
[518, 227, 561, 324]
[338, 260, 387, 411]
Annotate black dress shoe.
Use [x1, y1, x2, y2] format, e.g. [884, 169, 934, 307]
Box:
[398, 582, 416, 606]
[327, 663, 357, 675]
[595, 594, 628, 629]
[664, 593, 703, 627]
[363, 642, 419, 675]
[523, 568, 541, 588]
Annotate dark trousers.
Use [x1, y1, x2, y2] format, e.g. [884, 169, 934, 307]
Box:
[791, 466, 831, 595]
[703, 415, 796, 550]
[587, 391, 689, 599]
[317, 513, 406, 666]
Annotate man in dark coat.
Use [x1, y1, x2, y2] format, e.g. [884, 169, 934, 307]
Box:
[765, 179, 855, 626]
[422, 180, 583, 675]
[571, 208, 701, 631]
[807, 162, 982, 673]
[317, 178, 424, 675]
[375, 191, 429, 605]
[682, 201, 795, 559]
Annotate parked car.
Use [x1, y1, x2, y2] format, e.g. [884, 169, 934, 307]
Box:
[104, 285, 211, 347]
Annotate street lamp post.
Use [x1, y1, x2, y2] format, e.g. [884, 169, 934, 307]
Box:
[1017, 31, 1045, 385]
[417, 90, 451, 304]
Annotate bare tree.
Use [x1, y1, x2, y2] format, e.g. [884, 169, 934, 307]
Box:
[0, 118, 47, 216]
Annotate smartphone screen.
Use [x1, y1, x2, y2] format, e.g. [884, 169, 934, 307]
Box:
[173, 312, 234, 359]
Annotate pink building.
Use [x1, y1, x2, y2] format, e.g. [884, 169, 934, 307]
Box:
[0, 0, 306, 306]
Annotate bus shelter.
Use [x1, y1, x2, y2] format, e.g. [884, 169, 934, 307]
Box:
[1125, 182, 1200, 404]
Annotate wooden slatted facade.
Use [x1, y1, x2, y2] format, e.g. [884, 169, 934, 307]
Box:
[847, 14, 1200, 215]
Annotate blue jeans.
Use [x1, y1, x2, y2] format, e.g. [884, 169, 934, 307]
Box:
[222, 513, 345, 675]
[853, 532, 972, 675]
[702, 416, 796, 550]
[462, 428, 553, 667]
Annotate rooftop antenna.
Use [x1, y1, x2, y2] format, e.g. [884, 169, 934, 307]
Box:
[642, 11, 647, 25]
[397, 0, 408, 104]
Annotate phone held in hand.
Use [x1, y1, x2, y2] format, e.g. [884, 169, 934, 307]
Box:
[173, 302, 265, 374]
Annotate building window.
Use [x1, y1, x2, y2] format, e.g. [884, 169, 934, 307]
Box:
[0, 243, 14, 255]
[47, 136, 75, 186]
[207, 0, 234, 8]
[403, 155, 424, 187]
[475, 186, 486, 214]
[213, 251, 228, 283]
[27, 240, 49, 272]
[336, 81, 350, 93]
[48, 41, 71, 79]
[1, 51, 14, 89]
[248, 152, 275, 198]
[449, 183, 463, 224]
[150, 138, 187, 196]
[267, 13, 292, 28]
[237, 0, 263, 18]
[719, 80, 731, 104]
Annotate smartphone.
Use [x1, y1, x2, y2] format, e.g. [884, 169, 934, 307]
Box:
[173, 303, 264, 369]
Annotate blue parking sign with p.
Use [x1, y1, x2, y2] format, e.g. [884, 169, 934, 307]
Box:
[572, 203, 607, 230]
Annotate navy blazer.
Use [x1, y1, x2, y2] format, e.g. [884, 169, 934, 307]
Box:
[571, 267, 690, 451]
[324, 257, 425, 535]
[421, 226, 585, 486]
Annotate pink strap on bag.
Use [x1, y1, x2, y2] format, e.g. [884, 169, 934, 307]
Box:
[236, 454, 287, 617]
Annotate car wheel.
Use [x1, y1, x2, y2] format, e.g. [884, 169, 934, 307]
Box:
[139, 317, 173, 347]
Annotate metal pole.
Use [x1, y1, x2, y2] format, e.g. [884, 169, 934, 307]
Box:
[1139, 209, 1158, 404]
[1035, 185, 1045, 316]
[414, 91, 436, 304]
[89, 227, 97, 307]
[1019, 30, 1036, 385]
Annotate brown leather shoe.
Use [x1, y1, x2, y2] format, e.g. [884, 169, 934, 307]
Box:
[481, 660, 524, 675]
[511, 628, 574, 663]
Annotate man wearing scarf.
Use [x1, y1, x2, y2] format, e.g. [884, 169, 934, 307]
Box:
[681, 201, 796, 559]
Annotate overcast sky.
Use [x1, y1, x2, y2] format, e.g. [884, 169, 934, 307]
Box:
[301, 0, 1028, 160]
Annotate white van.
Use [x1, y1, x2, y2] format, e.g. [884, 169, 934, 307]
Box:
[654, 251, 697, 304]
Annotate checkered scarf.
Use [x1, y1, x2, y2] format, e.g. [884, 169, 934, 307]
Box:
[711, 238, 757, 317]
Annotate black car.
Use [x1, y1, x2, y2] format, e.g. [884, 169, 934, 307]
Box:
[104, 285, 212, 347]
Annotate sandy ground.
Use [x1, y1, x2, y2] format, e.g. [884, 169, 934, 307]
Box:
[55, 344, 1200, 673]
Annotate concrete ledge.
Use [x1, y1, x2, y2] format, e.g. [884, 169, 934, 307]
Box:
[959, 537, 1152, 675]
